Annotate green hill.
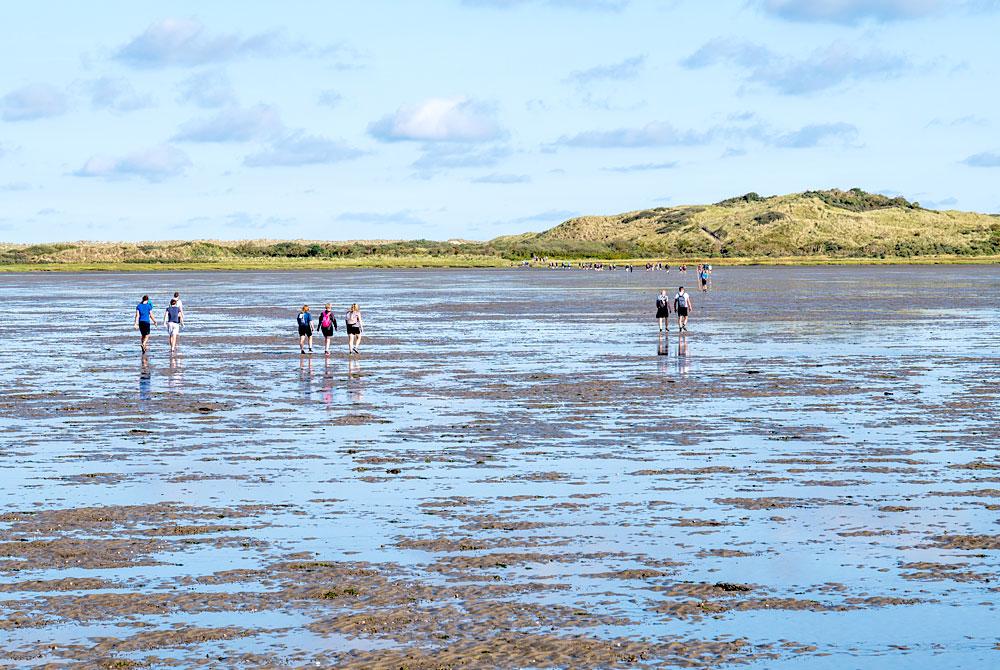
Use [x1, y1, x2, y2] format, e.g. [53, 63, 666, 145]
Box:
[2, 189, 998, 269]
[496, 189, 1000, 259]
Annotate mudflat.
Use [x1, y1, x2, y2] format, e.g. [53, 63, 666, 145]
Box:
[1, 266, 998, 669]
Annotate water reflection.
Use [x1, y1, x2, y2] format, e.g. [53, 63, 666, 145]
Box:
[348, 358, 364, 403]
[299, 355, 313, 400]
[676, 335, 690, 375]
[139, 355, 152, 402]
[321, 357, 334, 408]
[166, 353, 183, 390]
[657, 332, 669, 357]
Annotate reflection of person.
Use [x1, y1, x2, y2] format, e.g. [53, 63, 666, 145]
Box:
[297, 305, 314, 354]
[657, 331, 669, 356]
[348, 358, 363, 402]
[164, 298, 184, 353]
[318, 303, 339, 355]
[655, 290, 671, 332]
[674, 287, 693, 332]
[345, 304, 364, 355]
[676, 334, 689, 374]
[134, 295, 157, 354]
[139, 354, 152, 401]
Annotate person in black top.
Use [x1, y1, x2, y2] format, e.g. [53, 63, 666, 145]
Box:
[656, 289, 671, 332]
[317, 303, 339, 355]
[297, 305, 314, 354]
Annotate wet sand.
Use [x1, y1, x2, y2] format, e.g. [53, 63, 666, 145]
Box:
[1, 266, 998, 668]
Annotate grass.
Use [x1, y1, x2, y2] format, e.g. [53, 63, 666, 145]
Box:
[3, 189, 998, 270]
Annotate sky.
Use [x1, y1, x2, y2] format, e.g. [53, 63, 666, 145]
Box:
[1, 0, 999, 243]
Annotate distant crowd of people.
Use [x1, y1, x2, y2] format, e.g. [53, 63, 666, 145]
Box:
[131, 266, 714, 356]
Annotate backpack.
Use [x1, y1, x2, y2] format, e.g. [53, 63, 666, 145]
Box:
[321, 311, 332, 328]
[676, 293, 687, 308]
[346, 311, 359, 326]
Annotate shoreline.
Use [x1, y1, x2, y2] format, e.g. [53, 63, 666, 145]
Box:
[1, 254, 999, 272]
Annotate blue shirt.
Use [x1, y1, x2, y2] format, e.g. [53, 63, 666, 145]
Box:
[136, 302, 153, 322]
[297, 312, 312, 326]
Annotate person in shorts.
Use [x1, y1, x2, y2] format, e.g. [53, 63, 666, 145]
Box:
[317, 303, 339, 355]
[297, 305, 314, 354]
[134, 295, 157, 353]
[699, 267, 709, 292]
[345, 304, 364, 355]
[655, 289, 671, 332]
[164, 298, 184, 353]
[674, 286, 693, 332]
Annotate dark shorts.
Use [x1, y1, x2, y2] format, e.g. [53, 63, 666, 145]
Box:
[298, 325, 312, 337]
[677, 306, 689, 317]
[346, 325, 361, 336]
[700, 277, 708, 285]
[321, 326, 334, 337]
[139, 321, 151, 336]
[656, 307, 670, 318]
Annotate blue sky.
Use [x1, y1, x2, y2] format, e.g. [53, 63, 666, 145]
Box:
[1, 0, 999, 243]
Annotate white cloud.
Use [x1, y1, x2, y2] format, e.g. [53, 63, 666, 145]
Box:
[176, 70, 238, 108]
[244, 131, 364, 167]
[2, 83, 68, 121]
[75, 145, 191, 181]
[472, 173, 532, 183]
[962, 151, 1000, 167]
[566, 55, 645, 85]
[369, 96, 504, 142]
[87, 77, 154, 112]
[759, 0, 976, 24]
[334, 210, 428, 226]
[173, 105, 282, 142]
[115, 18, 289, 68]
[317, 90, 343, 107]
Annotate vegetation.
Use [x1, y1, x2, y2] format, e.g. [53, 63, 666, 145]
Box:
[2, 189, 998, 270]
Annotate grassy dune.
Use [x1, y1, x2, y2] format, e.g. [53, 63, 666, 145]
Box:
[3, 189, 998, 270]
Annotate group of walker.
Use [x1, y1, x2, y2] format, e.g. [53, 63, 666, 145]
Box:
[133, 293, 365, 356]
[655, 287, 694, 332]
[133, 292, 185, 354]
[296, 303, 364, 355]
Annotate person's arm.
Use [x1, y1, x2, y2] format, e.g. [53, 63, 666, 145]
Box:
[178, 309, 184, 326]
[333, 314, 338, 331]
[134, 308, 139, 329]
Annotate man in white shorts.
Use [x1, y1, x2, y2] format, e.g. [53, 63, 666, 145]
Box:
[164, 298, 184, 353]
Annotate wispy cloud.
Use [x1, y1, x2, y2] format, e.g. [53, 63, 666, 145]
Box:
[369, 96, 504, 142]
[925, 115, 989, 128]
[961, 151, 1000, 167]
[1, 83, 68, 121]
[772, 122, 858, 147]
[681, 38, 910, 95]
[603, 161, 678, 172]
[921, 196, 959, 210]
[115, 18, 290, 67]
[552, 121, 713, 148]
[511, 209, 578, 224]
[411, 144, 511, 177]
[317, 90, 343, 108]
[74, 145, 191, 181]
[472, 173, 531, 183]
[463, 0, 628, 10]
[334, 210, 428, 226]
[243, 131, 364, 167]
[566, 55, 645, 85]
[86, 77, 154, 112]
[0, 182, 32, 191]
[176, 70, 237, 108]
[224, 211, 295, 229]
[758, 0, 994, 25]
[173, 105, 282, 142]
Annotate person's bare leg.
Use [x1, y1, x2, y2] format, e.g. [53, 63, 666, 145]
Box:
[299, 335, 306, 353]
[355, 333, 362, 351]
[308, 335, 313, 352]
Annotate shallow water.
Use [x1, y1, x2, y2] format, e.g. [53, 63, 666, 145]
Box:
[1, 266, 999, 668]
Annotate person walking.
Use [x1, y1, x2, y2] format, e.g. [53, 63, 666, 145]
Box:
[133, 295, 157, 353]
[318, 303, 339, 355]
[699, 266, 710, 292]
[172, 292, 183, 310]
[655, 289, 671, 332]
[297, 305, 314, 354]
[164, 298, 184, 353]
[345, 303, 364, 355]
[674, 286, 693, 332]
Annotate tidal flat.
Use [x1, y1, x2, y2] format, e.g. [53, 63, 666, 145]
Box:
[1, 266, 998, 669]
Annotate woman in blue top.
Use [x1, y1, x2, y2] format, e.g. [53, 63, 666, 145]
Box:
[133, 295, 157, 353]
[297, 305, 314, 354]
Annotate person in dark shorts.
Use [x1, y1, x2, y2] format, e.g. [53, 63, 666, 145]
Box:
[345, 303, 364, 355]
[699, 266, 709, 292]
[297, 305, 314, 354]
[674, 286, 693, 332]
[655, 289, 671, 332]
[164, 298, 184, 353]
[133, 295, 157, 353]
[318, 303, 339, 355]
